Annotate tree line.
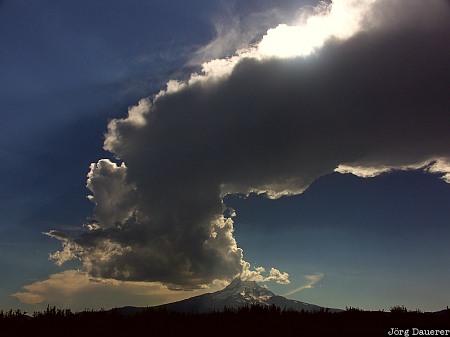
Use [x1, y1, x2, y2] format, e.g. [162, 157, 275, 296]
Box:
[1, 304, 448, 336]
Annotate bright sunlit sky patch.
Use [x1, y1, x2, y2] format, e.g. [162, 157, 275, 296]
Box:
[0, 0, 449, 313]
[258, 0, 376, 58]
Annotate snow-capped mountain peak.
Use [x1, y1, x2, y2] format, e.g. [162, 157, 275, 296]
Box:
[212, 278, 275, 305]
[137, 277, 342, 313]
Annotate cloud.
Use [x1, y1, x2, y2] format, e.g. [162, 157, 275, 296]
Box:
[12, 270, 224, 312]
[240, 264, 290, 285]
[48, 0, 450, 289]
[335, 159, 450, 181]
[85, 159, 137, 228]
[426, 159, 450, 184]
[258, 0, 378, 58]
[190, 1, 307, 65]
[283, 273, 324, 296]
[191, 3, 252, 64]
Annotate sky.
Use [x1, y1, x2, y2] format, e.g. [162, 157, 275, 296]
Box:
[1, 0, 449, 313]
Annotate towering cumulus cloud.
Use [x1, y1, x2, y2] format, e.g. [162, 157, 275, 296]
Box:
[48, 0, 450, 289]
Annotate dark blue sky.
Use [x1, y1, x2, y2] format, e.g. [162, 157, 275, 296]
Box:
[228, 171, 450, 309]
[1, 0, 449, 312]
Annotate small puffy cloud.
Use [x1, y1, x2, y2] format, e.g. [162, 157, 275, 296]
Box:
[12, 270, 223, 312]
[266, 268, 291, 285]
[241, 263, 290, 285]
[48, 0, 450, 291]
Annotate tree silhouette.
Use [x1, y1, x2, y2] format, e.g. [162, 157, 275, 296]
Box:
[1, 304, 449, 337]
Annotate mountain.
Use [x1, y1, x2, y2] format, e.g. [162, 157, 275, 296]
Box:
[148, 278, 341, 313]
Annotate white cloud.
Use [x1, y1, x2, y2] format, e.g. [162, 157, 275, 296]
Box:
[258, 0, 377, 58]
[190, 2, 296, 65]
[241, 263, 290, 285]
[283, 273, 324, 296]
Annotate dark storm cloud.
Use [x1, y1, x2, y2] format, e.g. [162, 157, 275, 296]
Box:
[49, 0, 450, 288]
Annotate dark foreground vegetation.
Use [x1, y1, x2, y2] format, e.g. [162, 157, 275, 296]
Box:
[1, 305, 449, 337]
